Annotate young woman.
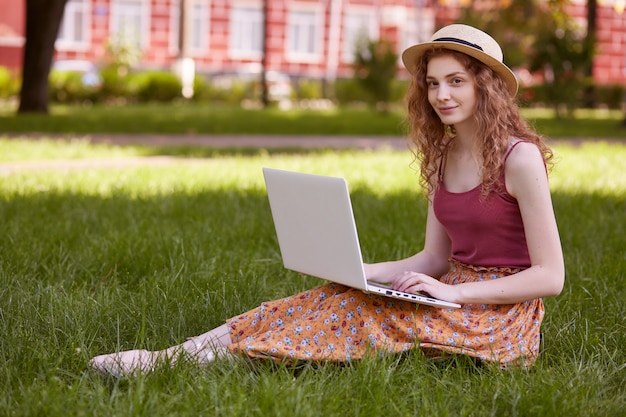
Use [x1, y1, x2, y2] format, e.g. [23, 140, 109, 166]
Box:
[90, 24, 564, 376]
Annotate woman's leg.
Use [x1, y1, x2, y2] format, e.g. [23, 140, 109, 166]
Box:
[89, 323, 232, 376]
[166, 323, 233, 361]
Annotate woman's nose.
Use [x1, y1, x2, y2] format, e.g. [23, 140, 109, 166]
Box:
[437, 84, 451, 101]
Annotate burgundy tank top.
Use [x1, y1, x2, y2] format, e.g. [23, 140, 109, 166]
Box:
[433, 141, 531, 269]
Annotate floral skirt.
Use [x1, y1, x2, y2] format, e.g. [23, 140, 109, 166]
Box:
[226, 261, 545, 368]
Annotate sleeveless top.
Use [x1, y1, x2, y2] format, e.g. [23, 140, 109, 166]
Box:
[433, 141, 531, 269]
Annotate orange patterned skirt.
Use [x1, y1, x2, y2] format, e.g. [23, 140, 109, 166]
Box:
[226, 261, 545, 368]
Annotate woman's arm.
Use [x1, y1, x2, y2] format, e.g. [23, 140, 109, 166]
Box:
[390, 142, 565, 304]
[364, 197, 452, 282]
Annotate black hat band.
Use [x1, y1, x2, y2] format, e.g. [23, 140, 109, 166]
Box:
[433, 37, 484, 52]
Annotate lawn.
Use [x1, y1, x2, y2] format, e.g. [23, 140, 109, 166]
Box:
[0, 139, 624, 416]
[0, 102, 625, 139]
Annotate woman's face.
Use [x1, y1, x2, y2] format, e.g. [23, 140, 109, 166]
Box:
[426, 54, 477, 130]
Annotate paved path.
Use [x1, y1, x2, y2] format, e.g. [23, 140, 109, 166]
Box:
[26, 133, 411, 150]
[0, 134, 411, 175]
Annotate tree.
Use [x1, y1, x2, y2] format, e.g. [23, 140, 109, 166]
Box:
[582, 0, 597, 108]
[353, 38, 398, 112]
[18, 0, 68, 114]
[459, 0, 540, 69]
[527, 2, 593, 117]
[260, 0, 269, 107]
[460, 0, 592, 117]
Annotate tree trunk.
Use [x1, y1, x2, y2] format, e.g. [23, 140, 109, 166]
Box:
[18, 0, 68, 114]
[582, 0, 597, 108]
[260, 0, 269, 107]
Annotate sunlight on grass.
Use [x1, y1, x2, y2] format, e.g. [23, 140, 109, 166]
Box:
[0, 151, 419, 200]
[1, 138, 624, 196]
[550, 142, 626, 195]
[0, 137, 147, 161]
[521, 107, 624, 120]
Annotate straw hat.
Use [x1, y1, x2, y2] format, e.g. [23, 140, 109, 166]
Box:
[401, 24, 518, 96]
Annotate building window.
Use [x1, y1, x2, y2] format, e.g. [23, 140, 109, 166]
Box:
[111, 0, 149, 48]
[400, 9, 435, 58]
[623, 32, 626, 78]
[342, 9, 378, 63]
[57, 0, 90, 49]
[170, 0, 210, 55]
[287, 9, 321, 62]
[190, 2, 210, 52]
[230, 5, 263, 57]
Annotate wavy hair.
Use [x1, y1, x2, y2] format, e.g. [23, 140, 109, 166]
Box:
[405, 48, 553, 198]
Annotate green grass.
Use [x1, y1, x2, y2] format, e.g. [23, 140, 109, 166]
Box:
[0, 136, 148, 162]
[0, 140, 624, 416]
[0, 102, 625, 138]
[0, 103, 410, 136]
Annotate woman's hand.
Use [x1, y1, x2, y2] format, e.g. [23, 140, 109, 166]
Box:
[390, 271, 460, 303]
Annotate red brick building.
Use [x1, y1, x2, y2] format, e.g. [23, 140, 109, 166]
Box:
[0, 0, 436, 82]
[590, 0, 626, 84]
[0, 0, 624, 85]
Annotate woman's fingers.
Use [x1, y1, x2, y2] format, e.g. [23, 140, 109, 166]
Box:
[391, 271, 423, 293]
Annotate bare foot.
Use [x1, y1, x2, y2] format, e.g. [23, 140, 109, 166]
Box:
[89, 349, 161, 377]
[89, 332, 234, 377]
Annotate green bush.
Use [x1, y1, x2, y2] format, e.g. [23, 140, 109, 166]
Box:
[48, 70, 100, 104]
[191, 76, 247, 104]
[99, 64, 134, 102]
[333, 78, 370, 105]
[519, 82, 626, 111]
[135, 71, 182, 102]
[190, 75, 210, 102]
[0, 66, 19, 99]
[353, 38, 398, 110]
[203, 78, 251, 104]
[518, 85, 544, 108]
[594, 84, 625, 109]
[390, 79, 409, 103]
[295, 79, 323, 100]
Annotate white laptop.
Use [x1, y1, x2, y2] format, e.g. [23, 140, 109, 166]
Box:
[262, 167, 461, 309]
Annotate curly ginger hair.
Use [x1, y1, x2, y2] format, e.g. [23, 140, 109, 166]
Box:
[405, 48, 553, 198]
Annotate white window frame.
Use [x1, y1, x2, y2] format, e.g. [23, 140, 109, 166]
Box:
[622, 33, 626, 78]
[229, 2, 263, 58]
[400, 8, 435, 60]
[286, 6, 323, 63]
[342, 7, 379, 63]
[190, 1, 211, 53]
[110, 0, 150, 49]
[56, 0, 91, 51]
[170, 0, 211, 56]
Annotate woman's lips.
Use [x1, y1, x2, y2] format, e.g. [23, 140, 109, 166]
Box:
[438, 106, 457, 114]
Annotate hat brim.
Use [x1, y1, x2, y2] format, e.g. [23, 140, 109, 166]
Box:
[401, 42, 519, 96]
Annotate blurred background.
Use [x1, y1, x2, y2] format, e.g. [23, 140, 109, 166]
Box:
[0, 0, 624, 118]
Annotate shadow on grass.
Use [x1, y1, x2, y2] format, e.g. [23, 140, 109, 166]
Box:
[0, 184, 624, 416]
[137, 145, 366, 158]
